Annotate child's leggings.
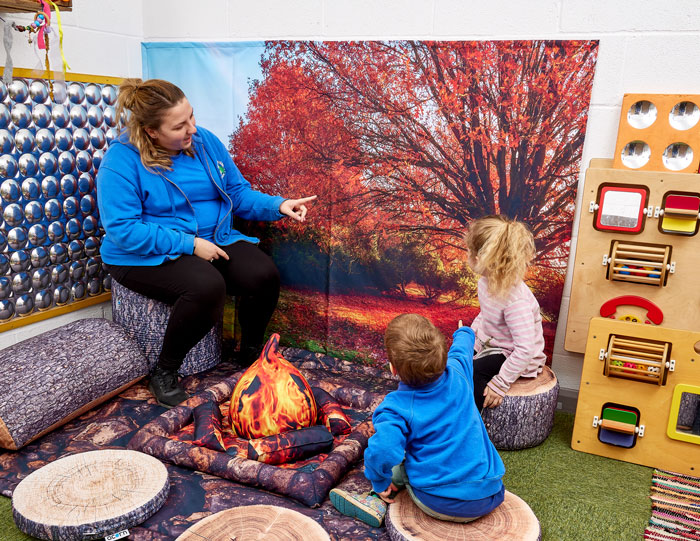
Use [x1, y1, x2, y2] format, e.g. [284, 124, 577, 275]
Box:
[472, 352, 507, 410]
[390, 464, 481, 523]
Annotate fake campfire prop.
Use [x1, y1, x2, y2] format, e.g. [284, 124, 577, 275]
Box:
[188, 334, 352, 464]
[231, 335, 319, 439]
[128, 334, 374, 507]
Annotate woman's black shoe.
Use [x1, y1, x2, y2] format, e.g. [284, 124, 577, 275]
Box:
[231, 345, 262, 368]
[148, 366, 189, 408]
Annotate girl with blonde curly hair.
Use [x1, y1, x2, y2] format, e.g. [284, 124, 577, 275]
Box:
[464, 215, 546, 410]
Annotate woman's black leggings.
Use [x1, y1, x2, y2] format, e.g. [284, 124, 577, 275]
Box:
[106, 241, 280, 371]
[473, 352, 507, 410]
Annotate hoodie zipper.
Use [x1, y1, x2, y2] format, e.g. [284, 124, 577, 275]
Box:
[199, 142, 233, 241]
[157, 171, 200, 237]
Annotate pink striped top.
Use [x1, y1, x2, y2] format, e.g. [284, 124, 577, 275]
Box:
[471, 277, 546, 396]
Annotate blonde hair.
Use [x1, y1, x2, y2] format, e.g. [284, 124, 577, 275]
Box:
[115, 78, 192, 170]
[384, 314, 447, 386]
[464, 215, 536, 298]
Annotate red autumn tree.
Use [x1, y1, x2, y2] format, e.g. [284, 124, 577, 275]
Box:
[231, 40, 598, 281]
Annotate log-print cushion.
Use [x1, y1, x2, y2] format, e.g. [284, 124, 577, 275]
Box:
[246, 425, 334, 464]
[0, 318, 148, 450]
[111, 279, 222, 376]
[314, 387, 352, 436]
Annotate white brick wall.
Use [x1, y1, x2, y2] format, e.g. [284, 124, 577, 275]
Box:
[5, 0, 143, 77]
[2, 0, 698, 393]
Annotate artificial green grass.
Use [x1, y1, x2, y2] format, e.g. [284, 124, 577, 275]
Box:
[0, 496, 29, 540]
[501, 411, 652, 541]
[0, 412, 652, 540]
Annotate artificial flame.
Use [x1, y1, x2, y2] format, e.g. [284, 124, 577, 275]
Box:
[229, 334, 318, 439]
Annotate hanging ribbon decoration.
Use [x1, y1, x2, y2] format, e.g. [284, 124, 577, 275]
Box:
[35, 1, 53, 98]
[46, 0, 70, 79]
[35, 0, 50, 50]
[2, 20, 13, 86]
[8, 0, 70, 99]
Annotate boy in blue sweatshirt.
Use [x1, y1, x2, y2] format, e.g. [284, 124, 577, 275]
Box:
[330, 314, 505, 527]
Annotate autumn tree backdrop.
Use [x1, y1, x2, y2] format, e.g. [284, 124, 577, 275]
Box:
[144, 39, 599, 365]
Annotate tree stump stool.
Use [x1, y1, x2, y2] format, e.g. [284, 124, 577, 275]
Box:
[677, 391, 699, 428]
[482, 365, 559, 450]
[175, 505, 330, 540]
[111, 279, 222, 376]
[386, 490, 540, 540]
[12, 449, 169, 540]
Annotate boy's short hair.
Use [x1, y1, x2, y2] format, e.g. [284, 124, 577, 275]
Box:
[384, 314, 447, 386]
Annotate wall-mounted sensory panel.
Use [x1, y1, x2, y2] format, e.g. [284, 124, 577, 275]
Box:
[0, 69, 122, 331]
[565, 159, 700, 353]
[614, 94, 700, 174]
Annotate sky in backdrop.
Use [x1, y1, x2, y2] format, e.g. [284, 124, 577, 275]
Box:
[142, 41, 265, 144]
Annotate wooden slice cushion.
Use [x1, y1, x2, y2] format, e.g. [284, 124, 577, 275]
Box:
[12, 449, 169, 540]
[386, 490, 540, 541]
[175, 505, 330, 540]
[505, 365, 558, 396]
[0, 318, 148, 450]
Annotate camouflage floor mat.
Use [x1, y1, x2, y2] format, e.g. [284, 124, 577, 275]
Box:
[0, 348, 397, 540]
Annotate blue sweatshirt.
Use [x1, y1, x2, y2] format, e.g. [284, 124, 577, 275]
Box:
[96, 126, 285, 266]
[364, 327, 505, 501]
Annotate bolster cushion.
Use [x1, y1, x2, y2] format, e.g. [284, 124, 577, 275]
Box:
[0, 318, 148, 450]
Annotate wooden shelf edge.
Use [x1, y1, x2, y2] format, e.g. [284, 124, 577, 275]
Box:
[0, 1, 71, 13]
[0, 66, 124, 85]
[0, 292, 111, 333]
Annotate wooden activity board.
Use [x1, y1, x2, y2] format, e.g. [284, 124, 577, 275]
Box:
[571, 317, 700, 475]
[565, 158, 700, 353]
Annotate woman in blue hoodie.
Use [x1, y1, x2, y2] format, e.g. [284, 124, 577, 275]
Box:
[97, 78, 316, 407]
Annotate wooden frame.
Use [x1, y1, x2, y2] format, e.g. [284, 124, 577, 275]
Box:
[0, 67, 123, 86]
[0, 1, 71, 13]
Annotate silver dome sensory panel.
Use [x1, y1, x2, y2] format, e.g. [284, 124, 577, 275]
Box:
[0, 77, 116, 324]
